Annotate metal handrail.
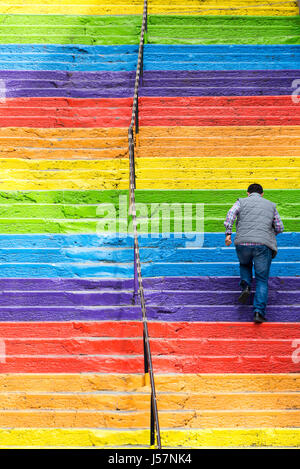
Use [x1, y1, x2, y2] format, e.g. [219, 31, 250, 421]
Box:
[128, 0, 161, 449]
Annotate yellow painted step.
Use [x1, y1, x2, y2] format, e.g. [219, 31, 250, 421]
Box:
[0, 428, 299, 448]
[0, 0, 144, 15]
[0, 159, 129, 170]
[0, 162, 297, 190]
[135, 157, 300, 169]
[0, 0, 296, 15]
[0, 156, 297, 170]
[135, 179, 299, 190]
[147, 0, 298, 16]
[0, 178, 296, 190]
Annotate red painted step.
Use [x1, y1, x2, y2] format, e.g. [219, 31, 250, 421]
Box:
[0, 356, 298, 373]
[140, 96, 298, 107]
[139, 95, 300, 126]
[0, 97, 132, 127]
[2, 97, 133, 108]
[1, 337, 296, 356]
[0, 321, 298, 339]
[0, 322, 298, 373]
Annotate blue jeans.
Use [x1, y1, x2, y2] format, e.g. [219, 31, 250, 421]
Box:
[235, 245, 273, 317]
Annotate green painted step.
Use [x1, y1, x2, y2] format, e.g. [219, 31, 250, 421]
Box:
[0, 14, 142, 45]
[148, 16, 300, 27]
[0, 189, 298, 205]
[146, 15, 300, 45]
[0, 190, 297, 233]
[0, 203, 297, 218]
[0, 219, 298, 234]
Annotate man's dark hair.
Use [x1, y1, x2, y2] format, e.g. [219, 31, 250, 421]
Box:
[247, 183, 263, 194]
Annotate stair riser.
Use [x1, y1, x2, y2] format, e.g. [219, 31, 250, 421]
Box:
[0, 321, 298, 339]
[0, 356, 298, 373]
[0, 305, 297, 322]
[0, 290, 296, 306]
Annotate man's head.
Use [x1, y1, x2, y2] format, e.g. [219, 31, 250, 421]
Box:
[247, 183, 264, 197]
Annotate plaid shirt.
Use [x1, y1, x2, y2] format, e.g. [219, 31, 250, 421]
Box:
[224, 199, 284, 245]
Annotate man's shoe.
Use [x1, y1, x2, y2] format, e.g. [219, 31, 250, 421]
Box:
[253, 311, 267, 324]
[238, 285, 251, 304]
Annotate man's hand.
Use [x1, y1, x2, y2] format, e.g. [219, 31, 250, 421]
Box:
[225, 234, 232, 246]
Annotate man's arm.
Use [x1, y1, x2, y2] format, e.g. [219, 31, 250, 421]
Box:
[273, 208, 284, 235]
[224, 200, 240, 246]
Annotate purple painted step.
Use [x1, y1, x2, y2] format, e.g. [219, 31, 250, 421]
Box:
[143, 70, 300, 79]
[0, 71, 135, 98]
[139, 70, 300, 96]
[142, 78, 297, 87]
[140, 87, 294, 97]
[1, 70, 299, 98]
[0, 305, 297, 322]
[0, 290, 298, 306]
[0, 292, 133, 306]
[0, 277, 298, 290]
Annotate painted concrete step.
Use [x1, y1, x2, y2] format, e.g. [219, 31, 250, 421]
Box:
[0, 196, 297, 219]
[142, 46, 300, 69]
[0, 428, 299, 448]
[147, 16, 300, 44]
[0, 391, 298, 411]
[0, 285, 300, 309]
[0, 164, 297, 189]
[146, 1, 299, 16]
[0, 409, 298, 429]
[0, 232, 296, 247]
[0, 71, 135, 99]
[0, 373, 300, 395]
[0, 323, 297, 358]
[0, 262, 297, 277]
[0, 247, 297, 264]
[1, 70, 300, 100]
[0, 373, 298, 393]
[1, 0, 296, 16]
[0, 354, 298, 373]
[0, 122, 129, 144]
[0, 1, 145, 16]
[0, 305, 297, 322]
[0, 46, 139, 70]
[0, 276, 297, 291]
[1, 124, 299, 155]
[0, 221, 297, 237]
[0, 322, 298, 339]
[0, 98, 133, 129]
[139, 125, 300, 137]
[0, 157, 299, 171]
[1, 337, 297, 357]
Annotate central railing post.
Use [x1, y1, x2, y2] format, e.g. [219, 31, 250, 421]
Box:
[127, 0, 161, 449]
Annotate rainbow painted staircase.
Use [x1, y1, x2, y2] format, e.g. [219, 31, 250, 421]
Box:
[0, 0, 298, 449]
